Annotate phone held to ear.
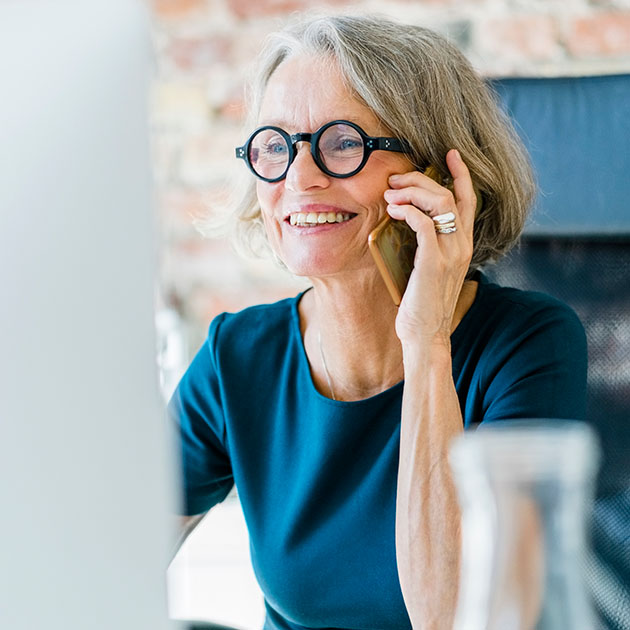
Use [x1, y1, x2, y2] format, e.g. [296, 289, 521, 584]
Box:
[368, 165, 446, 305]
[368, 215, 416, 306]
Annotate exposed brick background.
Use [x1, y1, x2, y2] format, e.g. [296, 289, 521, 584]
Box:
[149, 0, 630, 356]
[567, 12, 630, 56]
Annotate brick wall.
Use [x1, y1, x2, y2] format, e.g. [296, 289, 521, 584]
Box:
[150, 0, 630, 354]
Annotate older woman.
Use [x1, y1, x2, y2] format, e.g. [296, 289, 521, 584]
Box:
[170, 14, 587, 630]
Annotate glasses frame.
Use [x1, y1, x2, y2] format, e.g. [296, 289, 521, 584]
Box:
[234, 119, 413, 183]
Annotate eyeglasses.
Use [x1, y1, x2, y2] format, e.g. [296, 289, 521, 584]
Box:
[234, 119, 413, 182]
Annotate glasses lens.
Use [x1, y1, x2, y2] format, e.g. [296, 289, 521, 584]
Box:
[248, 128, 289, 180]
[318, 123, 364, 175]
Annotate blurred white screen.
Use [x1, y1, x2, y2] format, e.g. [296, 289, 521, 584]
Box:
[0, 1, 180, 628]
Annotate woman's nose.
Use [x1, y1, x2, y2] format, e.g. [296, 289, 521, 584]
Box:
[284, 141, 330, 192]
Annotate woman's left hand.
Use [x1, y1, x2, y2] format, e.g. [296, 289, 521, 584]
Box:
[383, 149, 476, 349]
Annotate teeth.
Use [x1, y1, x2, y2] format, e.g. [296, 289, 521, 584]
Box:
[288, 211, 353, 227]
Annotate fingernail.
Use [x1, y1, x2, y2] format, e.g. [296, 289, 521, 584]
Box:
[389, 174, 400, 182]
[453, 149, 461, 160]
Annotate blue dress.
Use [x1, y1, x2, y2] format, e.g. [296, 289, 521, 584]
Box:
[169, 273, 587, 630]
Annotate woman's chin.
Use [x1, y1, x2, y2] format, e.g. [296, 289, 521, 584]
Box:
[285, 260, 343, 279]
[283, 254, 374, 283]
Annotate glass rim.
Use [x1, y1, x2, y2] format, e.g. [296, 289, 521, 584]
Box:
[449, 420, 601, 482]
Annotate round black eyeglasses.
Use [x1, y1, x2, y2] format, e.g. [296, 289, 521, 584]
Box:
[234, 119, 413, 183]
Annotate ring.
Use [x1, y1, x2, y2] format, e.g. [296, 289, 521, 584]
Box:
[433, 221, 456, 230]
[435, 225, 457, 234]
[432, 212, 456, 225]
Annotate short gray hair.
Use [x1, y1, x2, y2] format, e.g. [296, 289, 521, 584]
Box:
[231, 13, 536, 272]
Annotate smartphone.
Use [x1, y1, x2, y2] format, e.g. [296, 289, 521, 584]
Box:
[368, 216, 417, 305]
[368, 166, 444, 305]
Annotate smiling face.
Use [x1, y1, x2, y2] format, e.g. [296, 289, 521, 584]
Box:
[255, 55, 414, 280]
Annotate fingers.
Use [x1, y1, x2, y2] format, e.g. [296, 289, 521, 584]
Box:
[384, 179, 454, 218]
[386, 201, 468, 259]
[386, 202, 436, 237]
[385, 150, 476, 239]
[386, 170, 450, 217]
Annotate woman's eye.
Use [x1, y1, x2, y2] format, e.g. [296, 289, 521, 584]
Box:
[338, 137, 362, 151]
[322, 136, 362, 154]
[263, 141, 287, 155]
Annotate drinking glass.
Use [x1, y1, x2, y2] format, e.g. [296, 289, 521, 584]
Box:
[449, 421, 600, 630]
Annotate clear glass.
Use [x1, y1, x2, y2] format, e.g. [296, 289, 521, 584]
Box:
[249, 127, 290, 180]
[317, 123, 364, 172]
[449, 421, 600, 630]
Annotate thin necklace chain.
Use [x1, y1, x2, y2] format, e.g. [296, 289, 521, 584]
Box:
[317, 329, 336, 401]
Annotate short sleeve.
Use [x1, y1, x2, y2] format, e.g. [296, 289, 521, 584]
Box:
[481, 300, 588, 423]
[168, 314, 234, 515]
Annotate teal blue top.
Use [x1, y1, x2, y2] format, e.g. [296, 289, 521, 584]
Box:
[169, 273, 587, 630]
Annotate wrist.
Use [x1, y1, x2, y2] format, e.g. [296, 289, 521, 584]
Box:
[402, 338, 452, 371]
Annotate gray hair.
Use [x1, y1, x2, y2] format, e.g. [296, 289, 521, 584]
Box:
[230, 13, 536, 272]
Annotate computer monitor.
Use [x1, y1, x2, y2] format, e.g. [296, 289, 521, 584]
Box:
[0, 2, 180, 628]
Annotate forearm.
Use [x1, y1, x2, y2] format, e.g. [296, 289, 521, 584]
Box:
[395, 343, 463, 630]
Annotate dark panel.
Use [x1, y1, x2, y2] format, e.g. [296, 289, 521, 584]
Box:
[485, 237, 630, 630]
[490, 75, 630, 236]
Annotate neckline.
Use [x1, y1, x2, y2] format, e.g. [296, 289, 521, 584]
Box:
[291, 290, 404, 406]
[290, 274, 486, 404]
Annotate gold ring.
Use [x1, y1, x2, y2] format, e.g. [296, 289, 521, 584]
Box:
[434, 221, 456, 231]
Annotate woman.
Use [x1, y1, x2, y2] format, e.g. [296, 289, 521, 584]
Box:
[170, 14, 587, 630]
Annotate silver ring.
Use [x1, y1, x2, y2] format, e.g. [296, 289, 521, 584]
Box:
[432, 212, 456, 225]
[435, 225, 457, 234]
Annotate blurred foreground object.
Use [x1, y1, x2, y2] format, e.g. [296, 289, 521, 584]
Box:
[0, 1, 180, 629]
[450, 421, 600, 630]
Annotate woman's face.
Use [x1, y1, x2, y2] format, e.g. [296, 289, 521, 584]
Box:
[255, 55, 414, 279]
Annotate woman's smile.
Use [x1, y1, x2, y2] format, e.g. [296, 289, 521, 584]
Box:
[286, 207, 356, 227]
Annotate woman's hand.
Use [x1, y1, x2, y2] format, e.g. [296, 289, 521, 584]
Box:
[383, 149, 476, 349]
